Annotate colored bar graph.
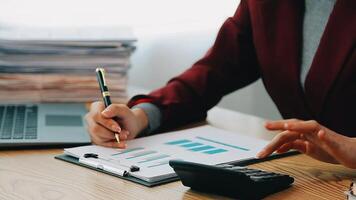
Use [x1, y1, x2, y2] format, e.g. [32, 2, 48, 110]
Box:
[180, 142, 203, 148]
[138, 154, 170, 163]
[203, 148, 228, 154]
[165, 139, 191, 145]
[111, 147, 144, 156]
[196, 136, 250, 151]
[189, 145, 215, 152]
[126, 150, 156, 159]
[165, 137, 248, 154]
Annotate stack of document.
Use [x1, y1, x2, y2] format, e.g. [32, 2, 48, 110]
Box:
[0, 26, 136, 103]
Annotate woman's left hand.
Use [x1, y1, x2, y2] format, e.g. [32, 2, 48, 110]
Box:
[257, 119, 356, 169]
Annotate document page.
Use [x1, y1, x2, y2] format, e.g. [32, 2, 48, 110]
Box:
[65, 125, 269, 182]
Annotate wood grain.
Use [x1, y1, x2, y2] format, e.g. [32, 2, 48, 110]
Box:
[1, 107, 355, 200]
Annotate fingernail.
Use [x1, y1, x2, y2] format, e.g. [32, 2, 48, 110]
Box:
[102, 109, 110, 115]
[112, 125, 121, 132]
[256, 151, 265, 158]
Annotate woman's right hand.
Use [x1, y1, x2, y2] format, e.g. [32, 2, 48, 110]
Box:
[257, 119, 356, 168]
[85, 101, 149, 148]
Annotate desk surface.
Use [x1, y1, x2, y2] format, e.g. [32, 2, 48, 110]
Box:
[1, 107, 355, 200]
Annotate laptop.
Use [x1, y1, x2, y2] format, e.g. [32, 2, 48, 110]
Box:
[0, 103, 90, 147]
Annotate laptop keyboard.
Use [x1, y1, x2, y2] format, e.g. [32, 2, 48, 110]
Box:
[0, 105, 38, 140]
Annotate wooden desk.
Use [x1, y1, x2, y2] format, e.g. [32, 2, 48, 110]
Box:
[0, 107, 355, 200]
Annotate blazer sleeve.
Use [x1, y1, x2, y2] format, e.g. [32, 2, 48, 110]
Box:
[128, 0, 260, 132]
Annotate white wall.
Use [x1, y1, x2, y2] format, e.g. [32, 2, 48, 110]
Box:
[0, 0, 281, 120]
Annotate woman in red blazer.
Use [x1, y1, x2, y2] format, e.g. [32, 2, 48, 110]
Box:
[86, 0, 356, 168]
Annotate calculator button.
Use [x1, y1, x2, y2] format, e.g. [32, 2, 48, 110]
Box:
[250, 176, 276, 182]
[250, 176, 267, 182]
[245, 171, 269, 176]
[245, 169, 261, 173]
[263, 174, 287, 179]
[216, 164, 235, 168]
[250, 172, 275, 176]
[237, 169, 260, 174]
[229, 166, 247, 170]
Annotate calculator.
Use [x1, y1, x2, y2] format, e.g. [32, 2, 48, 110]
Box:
[169, 160, 294, 199]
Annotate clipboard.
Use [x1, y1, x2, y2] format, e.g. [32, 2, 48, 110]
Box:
[55, 154, 180, 187]
[55, 151, 299, 187]
[54, 125, 300, 187]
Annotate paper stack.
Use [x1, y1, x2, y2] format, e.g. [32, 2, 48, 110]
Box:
[0, 26, 136, 103]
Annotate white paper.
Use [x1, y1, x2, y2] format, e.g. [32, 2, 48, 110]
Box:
[64, 125, 269, 182]
[0, 26, 136, 43]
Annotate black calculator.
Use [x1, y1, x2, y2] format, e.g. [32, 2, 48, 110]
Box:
[169, 160, 294, 199]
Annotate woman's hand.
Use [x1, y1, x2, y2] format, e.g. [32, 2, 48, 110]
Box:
[85, 101, 149, 148]
[257, 119, 356, 169]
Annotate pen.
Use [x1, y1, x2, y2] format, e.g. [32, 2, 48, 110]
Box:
[95, 67, 120, 144]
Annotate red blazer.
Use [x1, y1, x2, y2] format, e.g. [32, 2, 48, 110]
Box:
[128, 0, 356, 137]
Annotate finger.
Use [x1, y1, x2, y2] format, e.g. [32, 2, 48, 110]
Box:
[117, 132, 127, 140]
[118, 130, 130, 140]
[89, 130, 127, 149]
[276, 142, 294, 154]
[265, 119, 300, 130]
[284, 120, 321, 134]
[86, 116, 122, 142]
[88, 102, 122, 132]
[89, 130, 109, 145]
[276, 140, 307, 154]
[101, 104, 130, 119]
[92, 112, 121, 133]
[257, 130, 301, 158]
[87, 115, 128, 149]
[292, 140, 308, 153]
[276, 138, 338, 165]
[88, 121, 117, 141]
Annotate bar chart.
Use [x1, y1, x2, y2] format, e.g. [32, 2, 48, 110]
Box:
[111, 147, 171, 168]
[165, 136, 250, 155]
